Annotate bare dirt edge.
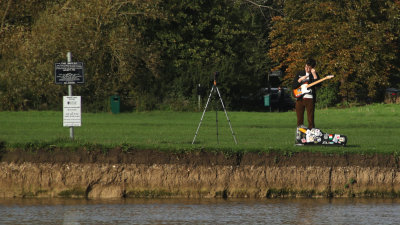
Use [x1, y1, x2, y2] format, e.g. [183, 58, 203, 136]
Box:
[1, 148, 399, 168]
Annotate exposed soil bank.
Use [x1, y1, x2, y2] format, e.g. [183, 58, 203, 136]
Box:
[1, 148, 400, 198]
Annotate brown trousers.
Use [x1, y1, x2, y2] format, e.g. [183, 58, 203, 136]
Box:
[296, 98, 315, 129]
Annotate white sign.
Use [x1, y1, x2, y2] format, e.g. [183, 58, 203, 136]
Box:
[63, 96, 81, 127]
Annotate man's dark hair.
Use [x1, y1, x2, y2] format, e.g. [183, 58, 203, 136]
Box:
[306, 58, 316, 68]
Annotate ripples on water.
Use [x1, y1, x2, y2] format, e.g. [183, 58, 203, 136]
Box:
[0, 198, 400, 225]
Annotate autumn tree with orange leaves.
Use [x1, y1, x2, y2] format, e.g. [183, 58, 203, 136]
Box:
[269, 0, 400, 106]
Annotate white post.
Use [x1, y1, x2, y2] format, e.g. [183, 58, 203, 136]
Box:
[67, 52, 74, 140]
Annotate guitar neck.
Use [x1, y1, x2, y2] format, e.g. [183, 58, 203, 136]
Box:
[306, 76, 331, 88]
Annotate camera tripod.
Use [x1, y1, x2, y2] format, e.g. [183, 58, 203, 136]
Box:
[192, 73, 237, 145]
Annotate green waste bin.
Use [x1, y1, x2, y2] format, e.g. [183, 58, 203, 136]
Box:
[110, 95, 120, 114]
[264, 94, 270, 107]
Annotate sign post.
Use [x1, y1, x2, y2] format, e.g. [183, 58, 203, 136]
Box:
[55, 52, 84, 140]
[67, 52, 74, 139]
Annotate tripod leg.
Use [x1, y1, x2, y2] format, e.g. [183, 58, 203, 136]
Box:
[215, 86, 238, 144]
[192, 86, 215, 144]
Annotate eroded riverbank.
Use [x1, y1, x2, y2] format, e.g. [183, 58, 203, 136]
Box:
[1, 148, 399, 198]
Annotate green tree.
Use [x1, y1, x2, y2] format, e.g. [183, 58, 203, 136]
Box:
[0, 0, 163, 111]
[0, 0, 53, 110]
[150, 0, 274, 110]
[0, 0, 279, 111]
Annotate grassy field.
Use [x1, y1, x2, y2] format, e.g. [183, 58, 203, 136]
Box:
[0, 104, 399, 154]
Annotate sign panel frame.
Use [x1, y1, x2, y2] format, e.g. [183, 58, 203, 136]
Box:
[55, 62, 84, 85]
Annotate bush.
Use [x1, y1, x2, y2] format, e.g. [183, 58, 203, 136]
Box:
[316, 83, 340, 109]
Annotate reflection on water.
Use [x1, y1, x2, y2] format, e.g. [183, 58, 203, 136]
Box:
[0, 198, 400, 225]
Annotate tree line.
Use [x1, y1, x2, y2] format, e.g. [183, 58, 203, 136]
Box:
[0, 0, 399, 111]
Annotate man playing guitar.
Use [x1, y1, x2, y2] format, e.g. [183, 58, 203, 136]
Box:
[292, 58, 320, 129]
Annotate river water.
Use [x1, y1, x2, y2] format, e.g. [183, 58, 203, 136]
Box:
[0, 198, 399, 225]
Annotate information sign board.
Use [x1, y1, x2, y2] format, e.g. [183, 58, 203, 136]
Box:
[63, 96, 81, 127]
[55, 62, 84, 84]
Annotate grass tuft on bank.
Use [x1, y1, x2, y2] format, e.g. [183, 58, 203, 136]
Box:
[1, 104, 400, 155]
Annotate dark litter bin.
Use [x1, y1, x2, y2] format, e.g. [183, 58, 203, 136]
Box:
[110, 95, 120, 114]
